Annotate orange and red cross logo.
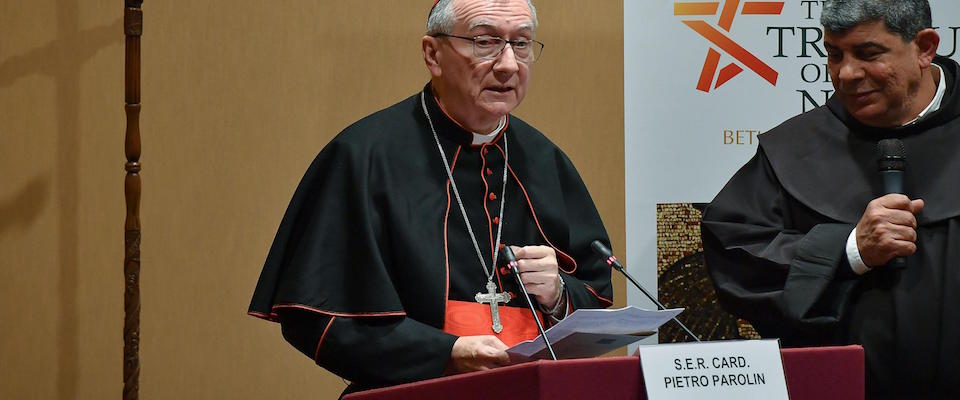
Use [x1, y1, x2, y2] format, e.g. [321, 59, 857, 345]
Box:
[674, 1, 784, 92]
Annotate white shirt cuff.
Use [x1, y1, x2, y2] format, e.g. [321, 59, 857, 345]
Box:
[846, 228, 871, 275]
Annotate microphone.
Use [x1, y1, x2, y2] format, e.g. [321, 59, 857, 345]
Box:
[501, 246, 557, 360]
[590, 240, 701, 342]
[877, 139, 907, 270]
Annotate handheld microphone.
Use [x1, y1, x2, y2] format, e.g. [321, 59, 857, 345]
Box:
[878, 139, 907, 270]
[501, 246, 557, 360]
[590, 240, 701, 342]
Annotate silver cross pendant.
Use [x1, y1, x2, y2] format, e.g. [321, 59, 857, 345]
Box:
[475, 280, 511, 333]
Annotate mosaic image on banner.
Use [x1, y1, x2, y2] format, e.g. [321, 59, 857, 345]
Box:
[656, 203, 757, 342]
[625, 1, 960, 341]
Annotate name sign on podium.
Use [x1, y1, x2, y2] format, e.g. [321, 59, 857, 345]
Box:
[637, 339, 788, 400]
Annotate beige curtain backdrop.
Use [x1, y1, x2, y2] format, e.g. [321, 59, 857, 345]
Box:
[0, 0, 624, 398]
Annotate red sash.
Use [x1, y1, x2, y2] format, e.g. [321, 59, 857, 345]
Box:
[443, 300, 542, 347]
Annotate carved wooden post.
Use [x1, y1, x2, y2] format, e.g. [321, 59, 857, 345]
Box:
[123, 1, 143, 399]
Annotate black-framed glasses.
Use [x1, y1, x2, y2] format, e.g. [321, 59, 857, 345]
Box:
[434, 34, 545, 64]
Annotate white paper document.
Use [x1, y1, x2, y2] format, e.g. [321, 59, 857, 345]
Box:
[506, 307, 683, 361]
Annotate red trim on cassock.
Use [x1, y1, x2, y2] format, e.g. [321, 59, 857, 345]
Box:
[314, 316, 336, 361]
[481, 144, 495, 262]
[498, 150, 578, 274]
[584, 283, 614, 307]
[443, 146, 465, 321]
[270, 304, 406, 318]
[478, 144, 509, 290]
[247, 311, 272, 321]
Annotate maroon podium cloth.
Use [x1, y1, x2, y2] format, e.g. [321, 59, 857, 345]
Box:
[344, 345, 864, 400]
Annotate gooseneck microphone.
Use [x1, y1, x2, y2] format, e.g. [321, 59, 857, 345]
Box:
[501, 246, 558, 360]
[590, 240, 701, 342]
[878, 138, 908, 270]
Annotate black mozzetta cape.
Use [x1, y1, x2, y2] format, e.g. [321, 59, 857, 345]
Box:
[249, 84, 613, 392]
[702, 56, 960, 398]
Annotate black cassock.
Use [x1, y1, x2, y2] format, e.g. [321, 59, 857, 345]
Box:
[702, 56, 960, 398]
[248, 84, 613, 393]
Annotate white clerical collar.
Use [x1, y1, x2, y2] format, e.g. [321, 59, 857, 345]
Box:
[471, 117, 507, 145]
[904, 64, 946, 126]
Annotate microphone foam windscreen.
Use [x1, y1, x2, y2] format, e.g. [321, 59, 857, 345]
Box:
[877, 138, 906, 171]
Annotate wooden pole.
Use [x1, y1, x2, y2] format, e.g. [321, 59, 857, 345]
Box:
[123, 1, 143, 399]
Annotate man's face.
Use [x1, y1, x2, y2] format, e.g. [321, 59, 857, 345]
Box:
[825, 20, 925, 127]
[433, 0, 534, 127]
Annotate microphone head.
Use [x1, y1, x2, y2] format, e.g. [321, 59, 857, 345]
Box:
[590, 240, 614, 258]
[878, 138, 906, 171]
[500, 245, 520, 275]
[500, 245, 518, 264]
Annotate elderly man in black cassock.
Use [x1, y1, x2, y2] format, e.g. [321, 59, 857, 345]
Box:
[702, 0, 960, 398]
[248, 0, 613, 395]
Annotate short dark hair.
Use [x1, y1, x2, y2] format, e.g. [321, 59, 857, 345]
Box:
[820, 0, 931, 41]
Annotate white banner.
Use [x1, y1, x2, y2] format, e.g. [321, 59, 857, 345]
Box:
[624, 0, 960, 332]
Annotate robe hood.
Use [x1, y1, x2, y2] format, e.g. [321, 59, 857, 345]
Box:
[759, 56, 960, 225]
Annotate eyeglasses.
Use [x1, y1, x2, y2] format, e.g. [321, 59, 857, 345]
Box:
[434, 34, 545, 64]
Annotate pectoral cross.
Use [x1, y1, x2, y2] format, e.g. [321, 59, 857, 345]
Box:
[475, 280, 511, 333]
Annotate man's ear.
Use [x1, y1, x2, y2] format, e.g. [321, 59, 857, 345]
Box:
[914, 28, 940, 68]
[423, 36, 442, 76]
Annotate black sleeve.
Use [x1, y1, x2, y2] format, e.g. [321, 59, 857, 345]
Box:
[700, 148, 859, 345]
[562, 264, 613, 311]
[555, 152, 614, 311]
[277, 309, 458, 389]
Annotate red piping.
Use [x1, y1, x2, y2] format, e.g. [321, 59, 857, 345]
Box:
[584, 283, 614, 306]
[248, 311, 271, 320]
[271, 304, 406, 318]
[314, 316, 336, 361]
[443, 146, 463, 318]
[499, 147, 578, 275]
[481, 145, 495, 261]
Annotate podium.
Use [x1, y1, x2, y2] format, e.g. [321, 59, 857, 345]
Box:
[344, 345, 863, 400]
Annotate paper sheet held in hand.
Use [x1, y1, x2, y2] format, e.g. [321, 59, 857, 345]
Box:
[506, 307, 683, 361]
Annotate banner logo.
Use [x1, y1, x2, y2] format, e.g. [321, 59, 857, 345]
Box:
[675, 1, 784, 92]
